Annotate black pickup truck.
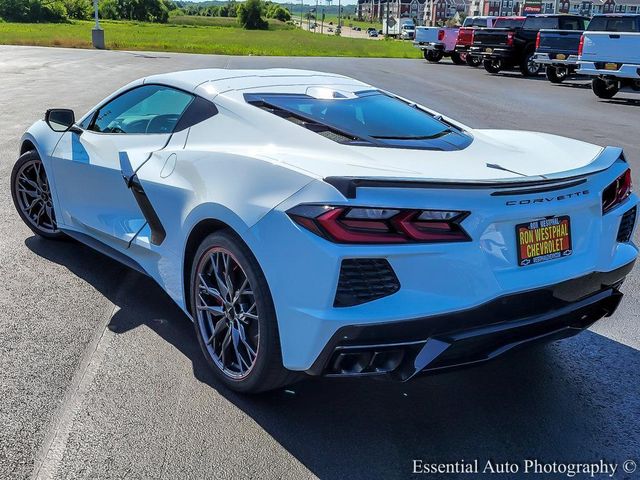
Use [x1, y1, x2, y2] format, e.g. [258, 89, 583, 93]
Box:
[470, 14, 589, 76]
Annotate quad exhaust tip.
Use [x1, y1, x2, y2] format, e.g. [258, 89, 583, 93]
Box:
[329, 350, 405, 376]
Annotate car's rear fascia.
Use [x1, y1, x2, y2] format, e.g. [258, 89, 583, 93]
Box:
[248, 157, 638, 376]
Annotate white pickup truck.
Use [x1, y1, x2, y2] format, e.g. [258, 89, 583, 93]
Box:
[414, 27, 460, 63]
[577, 14, 640, 99]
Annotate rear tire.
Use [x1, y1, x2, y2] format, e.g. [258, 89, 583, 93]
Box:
[450, 51, 465, 65]
[592, 77, 619, 99]
[424, 50, 443, 63]
[189, 230, 298, 394]
[520, 51, 541, 76]
[466, 54, 482, 67]
[545, 66, 568, 83]
[11, 150, 65, 240]
[483, 58, 502, 74]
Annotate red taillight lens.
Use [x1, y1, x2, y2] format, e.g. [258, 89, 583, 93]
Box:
[287, 205, 470, 244]
[535, 32, 541, 50]
[438, 29, 445, 41]
[602, 169, 632, 214]
[506, 31, 514, 47]
[578, 34, 584, 56]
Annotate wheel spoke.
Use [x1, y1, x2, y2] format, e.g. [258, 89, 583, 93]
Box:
[210, 253, 231, 299]
[198, 274, 224, 305]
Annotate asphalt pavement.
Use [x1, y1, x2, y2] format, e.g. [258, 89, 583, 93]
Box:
[0, 46, 638, 480]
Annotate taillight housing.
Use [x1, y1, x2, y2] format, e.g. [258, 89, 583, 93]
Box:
[578, 34, 584, 56]
[602, 169, 632, 214]
[287, 205, 471, 244]
[535, 32, 541, 50]
[438, 29, 445, 41]
[506, 31, 514, 47]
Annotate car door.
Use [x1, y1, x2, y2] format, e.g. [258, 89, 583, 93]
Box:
[50, 84, 195, 249]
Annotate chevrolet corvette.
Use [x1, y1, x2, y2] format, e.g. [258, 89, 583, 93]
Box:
[11, 69, 638, 393]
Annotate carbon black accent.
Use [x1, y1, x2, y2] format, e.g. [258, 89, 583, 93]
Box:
[334, 259, 400, 307]
[617, 206, 637, 243]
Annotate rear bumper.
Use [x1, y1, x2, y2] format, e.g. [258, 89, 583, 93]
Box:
[307, 261, 634, 380]
[533, 53, 579, 67]
[416, 42, 445, 52]
[578, 61, 640, 79]
[469, 46, 515, 61]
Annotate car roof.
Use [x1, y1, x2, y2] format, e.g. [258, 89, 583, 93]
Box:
[143, 69, 370, 98]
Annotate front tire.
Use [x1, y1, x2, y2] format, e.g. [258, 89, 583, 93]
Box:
[190, 230, 297, 393]
[592, 77, 619, 99]
[520, 51, 541, 76]
[11, 150, 64, 240]
[483, 58, 502, 74]
[545, 66, 568, 83]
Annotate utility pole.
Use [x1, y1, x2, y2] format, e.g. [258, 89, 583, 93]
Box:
[385, 0, 390, 35]
[91, 0, 105, 49]
[338, 0, 341, 30]
[315, 0, 319, 32]
[300, 0, 303, 27]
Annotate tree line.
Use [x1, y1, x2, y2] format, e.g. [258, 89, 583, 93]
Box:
[0, 0, 290, 24]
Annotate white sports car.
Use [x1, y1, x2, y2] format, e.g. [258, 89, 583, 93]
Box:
[11, 69, 638, 393]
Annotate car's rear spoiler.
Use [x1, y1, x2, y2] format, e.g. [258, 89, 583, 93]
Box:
[324, 146, 623, 199]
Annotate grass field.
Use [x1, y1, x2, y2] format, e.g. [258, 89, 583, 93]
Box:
[0, 19, 420, 58]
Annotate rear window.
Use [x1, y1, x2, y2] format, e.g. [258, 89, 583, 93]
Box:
[523, 16, 559, 30]
[246, 91, 451, 141]
[467, 18, 490, 27]
[587, 16, 639, 32]
[559, 17, 589, 30]
[494, 18, 525, 28]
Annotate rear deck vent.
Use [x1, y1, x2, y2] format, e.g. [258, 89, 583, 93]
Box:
[617, 206, 637, 243]
[334, 259, 400, 307]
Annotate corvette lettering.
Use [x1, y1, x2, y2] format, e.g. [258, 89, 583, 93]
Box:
[505, 190, 590, 206]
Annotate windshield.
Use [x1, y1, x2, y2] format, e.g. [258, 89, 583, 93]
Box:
[247, 91, 451, 140]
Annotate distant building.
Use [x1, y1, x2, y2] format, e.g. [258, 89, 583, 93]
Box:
[592, 0, 640, 13]
[357, 0, 427, 23]
[422, 0, 470, 24]
[481, 0, 524, 15]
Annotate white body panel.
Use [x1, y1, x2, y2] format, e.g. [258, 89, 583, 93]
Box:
[414, 27, 459, 52]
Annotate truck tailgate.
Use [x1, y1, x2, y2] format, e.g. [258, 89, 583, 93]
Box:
[581, 32, 640, 63]
[473, 28, 510, 46]
[415, 27, 440, 44]
[537, 29, 582, 55]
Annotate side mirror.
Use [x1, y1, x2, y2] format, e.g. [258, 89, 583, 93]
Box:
[45, 109, 78, 133]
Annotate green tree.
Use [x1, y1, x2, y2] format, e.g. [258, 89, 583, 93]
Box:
[236, 0, 266, 29]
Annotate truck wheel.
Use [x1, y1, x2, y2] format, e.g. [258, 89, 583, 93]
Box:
[520, 51, 541, 76]
[425, 50, 443, 63]
[466, 55, 482, 67]
[545, 66, 568, 83]
[483, 58, 501, 74]
[450, 52, 465, 65]
[592, 77, 619, 99]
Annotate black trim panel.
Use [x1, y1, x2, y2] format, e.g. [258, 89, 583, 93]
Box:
[308, 261, 635, 377]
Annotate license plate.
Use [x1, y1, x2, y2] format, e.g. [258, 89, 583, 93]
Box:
[556, 53, 566, 60]
[516, 216, 572, 267]
[604, 62, 618, 70]
[485, 48, 493, 53]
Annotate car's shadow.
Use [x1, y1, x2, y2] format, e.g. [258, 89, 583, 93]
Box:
[26, 236, 640, 479]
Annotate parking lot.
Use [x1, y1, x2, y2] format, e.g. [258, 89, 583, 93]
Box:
[0, 45, 639, 480]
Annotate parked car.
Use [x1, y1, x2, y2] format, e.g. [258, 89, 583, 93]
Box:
[13, 69, 638, 392]
[471, 14, 589, 76]
[368, 29, 379, 38]
[536, 14, 639, 84]
[577, 14, 640, 98]
[414, 26, 462, 63]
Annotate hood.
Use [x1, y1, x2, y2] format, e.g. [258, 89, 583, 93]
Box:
[274, 129, 611, 182]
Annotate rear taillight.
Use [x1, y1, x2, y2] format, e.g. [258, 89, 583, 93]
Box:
[602, 169, 632, 214]
[535, 32, 541, 50]
[287, 205, 471, 244]
[438, 30, 445, 41]
[578, 34, 584, 56]
[506, 31, 514, 47]
[470, 30, 475, 44]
